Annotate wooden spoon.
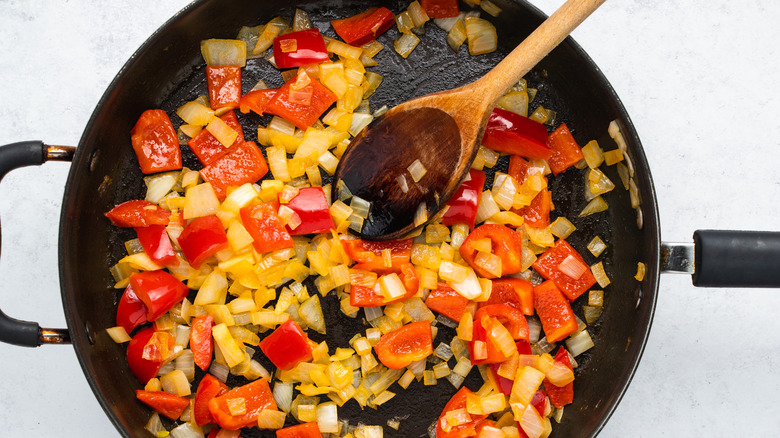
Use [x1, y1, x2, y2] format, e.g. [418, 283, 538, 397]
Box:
[333, 0, 606, 240]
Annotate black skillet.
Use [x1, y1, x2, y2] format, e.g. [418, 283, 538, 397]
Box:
[1, 0, 779, 437]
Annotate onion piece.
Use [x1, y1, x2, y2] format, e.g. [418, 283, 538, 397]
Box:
[170, 422, 204, 438]
[106, 326, 131, 343]
[465, 17, 497, 55]
[587, 236, 606, 257]
[201, 38, 247, 66]
[565, 329, 595, 357]
[177, 101, 215, 126]
[144, 412, 166, 436]
[579, 196, 608, 217]
[480, 0, 503, 17]
[256, 409, 287, 429]
[394, 32, 421, 58]
[591, 261, 611, 287]
[519, 404, 544, 438]
[557, 255, 588, 280]
[292, 8, 312, 32]
[317, 402, 339, 433]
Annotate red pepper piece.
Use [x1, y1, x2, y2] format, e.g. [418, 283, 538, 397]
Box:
[105, 200, 171, 228]
[239, 88, 279, 117]
[259, 319, 313, 370]
[208, 378, 277, 430]
[342, 238, 412, 272]
[486, 278, 534, 315]
[187, 110, 245, 166]
[200, 140, 269, 201]
[273, 29, 330, 69]
[513, 186, 552, 228]
[330, 7, 395, 46]
[130, 109, 182, 174]
[530, 389, 549, 415]
[547, 123, 584, 175]
[177, 215, 229, 269]
[441, 169, 486, 229]
[190, 314, 214, 372]
[280, 187, 335, 235]
[532, 238, 596, 301]
[127, 327, 171, 383]
[129, 270, 190, 321]
[206, 65, 242, 110]
[482, 108, 551, 160]
[240, 202, 295, 254]
[375, 321, 433, 369]
[134, 224, 178, 266]
[474, 304, 529, 341]
[508, 154, 530, 184]
[349, 262, 419, 307]
[533, 280, 578, 343]
[276, 422, 324, 438]
[459, 224, 524, 278]
[135, 390, 190, 421]
[265, 76, 337, 130]
[194, 373, 229, 426]
[545, 347, 574, 408]
[420, 0, 460, 18]
[116, 284, 148, 334]
[435, 387, 489, 438]
[425, 282, 470, 322]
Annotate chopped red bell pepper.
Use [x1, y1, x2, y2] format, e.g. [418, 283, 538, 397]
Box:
[134, 224, 178, 266]
[208, 378, 277, 430]
[135, 390, 190, 421]
[374, 321, 433, 369]
[239, 88, 279, 117]
[330, 7, 395, 46]
[441, 169, 486, 229]
[129, 270, 190, 321]
[349, 263, 419, 307]
[116, 284, 148, 334]
[187, 110, 245, 166]
[545, 347, 574, 408]
[486, 278, 534, 315]
[190, 314, 214, 371]
[420, 0, 460, 18]
[547, 123, 584, 175]
[513, 186, 552, 228]
[459, 224, 524, 278]
[482, 108, 551, 160]
[276, 422, 324, 438]
[532, 238, 596, 301]
[273, 29, 330, 69]
[130, 109, 182, 174]
[177, 215, 229, 269]
[206, 65, 242, 110]
[508, 154, 530, 184]
[105, 200, 171, 228]
[265, 75, 337, 130]
[240, 202, 295, 254]
[425, 282, 470, 322]
[127, 327, 172, 383]
[194, 373, 229, 426]
[342, 238, 412, 272]
[435, 387, 489, 438]
[280, 187, 335, 235]
[474, 304, 529, 341]
[533, 280, 578, 343]
[259, 319, 313, 370]
[200, 140, 269, 201]
[470, 312, 520, 365]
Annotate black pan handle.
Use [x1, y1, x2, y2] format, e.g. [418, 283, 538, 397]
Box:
[0, 141, 74, 347]
[692, 230, 780, 287]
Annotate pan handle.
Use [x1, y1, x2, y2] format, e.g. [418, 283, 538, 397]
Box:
[662, 230, 780, 287]
[0, 141, 74, 347]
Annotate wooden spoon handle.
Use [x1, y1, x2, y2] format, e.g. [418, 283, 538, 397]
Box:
[477, 0, 606, 102]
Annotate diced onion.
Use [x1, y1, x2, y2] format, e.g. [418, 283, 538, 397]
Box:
[519, 403, 544, 438]
[170, 422, 204, 438]
[317, 402, 339, 433]
[177, 101, 215, 126]
[106, 326, 131, 343]
[465, 17, 497, 55]
[565, 329, 595, 357]
[145, 172, 178, 204]
[587, 236, 606, 257]
[447, 18, 468, 51]
[475, 190, 500, 224]
[414, 202, 428, 227]
[591, 261, 610, 287]
[557, 255, 588, 280]
[349, 113, 374, 136]
[394, 33, 421, 58]
[579, 195, 608, 217]
[480, 0, 503, 17]
[256, 409, 287, 429]
[448, 267, 482, 300]
[144, 412, 166, 436]
[161, 369, 191, 396]
[201, 38, 247, 66]
[635, 262, 646, 281]
[183, 183, 220, 219]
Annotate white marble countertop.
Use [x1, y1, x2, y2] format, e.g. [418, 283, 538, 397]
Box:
[2, 1, 780, 436]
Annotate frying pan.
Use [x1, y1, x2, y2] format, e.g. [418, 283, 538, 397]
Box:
[2, 0, 780, 437]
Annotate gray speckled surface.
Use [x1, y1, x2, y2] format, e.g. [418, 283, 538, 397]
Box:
[2, 1, 780, 436]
